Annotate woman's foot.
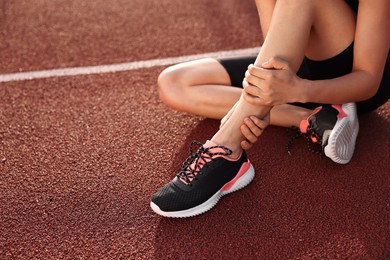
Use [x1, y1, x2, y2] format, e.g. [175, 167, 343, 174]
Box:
[299, 103, 359, 164]
[150, 140, 255, 217]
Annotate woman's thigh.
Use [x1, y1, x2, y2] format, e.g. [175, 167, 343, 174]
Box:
[159, 58, 232, 87]
[257, 0, 356, 61]
[306, 0, 356, 60]
[158, 58, 243, 118]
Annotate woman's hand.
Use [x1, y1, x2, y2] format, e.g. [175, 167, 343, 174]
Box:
[220, 102, 270, 150]
[240, 114, 270, 150]
[242, 57, 303, 106]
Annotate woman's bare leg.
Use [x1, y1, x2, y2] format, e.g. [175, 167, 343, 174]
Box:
[158, 58, 242, 119]
[158, 58, 313, 128]
[211, 0, 356, 158]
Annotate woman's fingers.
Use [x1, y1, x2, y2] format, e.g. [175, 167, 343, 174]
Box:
[240, 115, 270, 150]
[250, 115, 270, 129]
[241, 140, 253, 150]
[243, 117, 263, 137]
[241, 123, 258, 144]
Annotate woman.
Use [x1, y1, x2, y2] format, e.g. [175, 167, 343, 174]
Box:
[151, 0, 390, 218]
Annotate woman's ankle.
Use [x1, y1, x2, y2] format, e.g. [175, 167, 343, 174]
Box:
[210, 135, 243, 159]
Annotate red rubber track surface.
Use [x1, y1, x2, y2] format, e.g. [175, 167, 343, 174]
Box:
[0, 0, 389, 259]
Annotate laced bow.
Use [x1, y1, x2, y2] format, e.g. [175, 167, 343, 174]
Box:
[177, 140, 232, 185]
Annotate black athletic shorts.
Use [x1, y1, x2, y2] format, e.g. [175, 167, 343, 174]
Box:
[218, 42, 390, 113]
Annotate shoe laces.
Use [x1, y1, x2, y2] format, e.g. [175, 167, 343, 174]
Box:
[286, 126, 324, 157]
[177, 140, 232, 186]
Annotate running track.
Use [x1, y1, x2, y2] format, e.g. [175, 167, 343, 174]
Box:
[0, 0, 389, 259]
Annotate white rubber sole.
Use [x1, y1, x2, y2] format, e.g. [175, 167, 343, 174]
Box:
[150, 163, 255, 218]
[324, 103, 359, 164]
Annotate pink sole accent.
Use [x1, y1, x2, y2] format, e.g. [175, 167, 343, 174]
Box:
[332, 104, 348, 119]
[220, 162, 251, 191]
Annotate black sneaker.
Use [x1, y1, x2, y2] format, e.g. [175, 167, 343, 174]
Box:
[150, 140, 255, 218]
[292, 103, 359, 164]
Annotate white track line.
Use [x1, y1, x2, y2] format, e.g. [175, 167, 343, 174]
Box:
[0, 47, 260, 83]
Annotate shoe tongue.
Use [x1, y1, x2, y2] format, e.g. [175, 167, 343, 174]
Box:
[178, 140, 218, 185]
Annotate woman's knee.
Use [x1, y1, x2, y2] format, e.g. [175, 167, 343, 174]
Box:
[157, 66, 187, 109]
